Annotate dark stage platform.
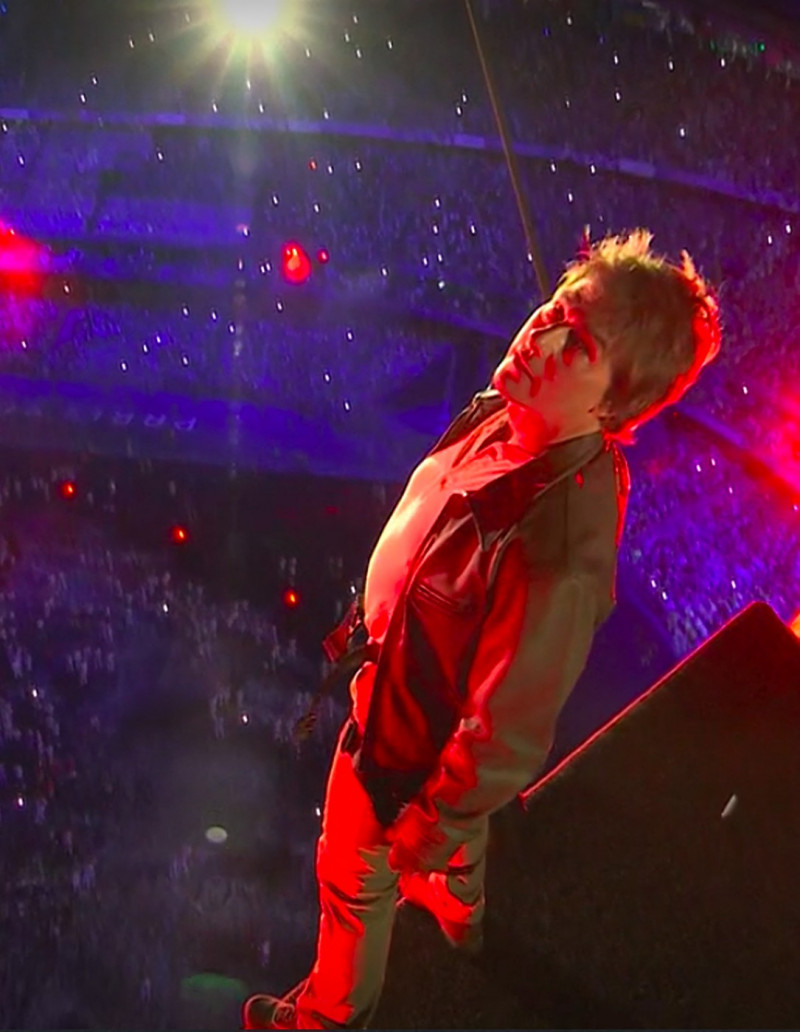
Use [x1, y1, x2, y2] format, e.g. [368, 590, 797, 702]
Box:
[174, 606, 800, 1031]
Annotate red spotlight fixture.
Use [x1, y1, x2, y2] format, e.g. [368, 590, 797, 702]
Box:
[281, 241, 312, 285]
[316, 248, 330, 264]
[283, 587, 300, 608]
[0, 219, 44, 295]
[308, 159, 318, 171]
[170, 525, 189, 545]
[60, 481, 76, 500]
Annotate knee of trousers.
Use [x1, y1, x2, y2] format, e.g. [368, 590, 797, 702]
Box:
[315, 835, 397, 902]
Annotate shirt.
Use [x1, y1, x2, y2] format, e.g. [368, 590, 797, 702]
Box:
[350, 406, 537, 730]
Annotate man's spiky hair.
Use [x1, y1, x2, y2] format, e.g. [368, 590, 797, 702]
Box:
[557, 229, 721, 443]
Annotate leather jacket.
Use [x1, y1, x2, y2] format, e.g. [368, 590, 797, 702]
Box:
[324, 387, 629, 826]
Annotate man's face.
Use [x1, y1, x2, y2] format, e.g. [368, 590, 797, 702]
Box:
[491, 294, 613, 441]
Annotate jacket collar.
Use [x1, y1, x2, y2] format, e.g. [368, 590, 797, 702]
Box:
[433, 388, 606, 544]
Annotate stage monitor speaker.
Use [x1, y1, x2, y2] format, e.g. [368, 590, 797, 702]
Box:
[493, 601, 800, 1029]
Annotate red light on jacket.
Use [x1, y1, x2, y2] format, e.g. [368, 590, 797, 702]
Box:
[170, 525, 189, 545]
[283, 588, 300, 608]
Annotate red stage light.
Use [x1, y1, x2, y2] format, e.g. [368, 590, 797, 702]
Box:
[283, 587, 300, 608]
[309, 159, 317, 170]
[0, 220, 44, 295]
[316, 248, 330, 264]
[281, 241, 312, 285]
[170, 525, 189, 545]
[60, 481, 76, 499]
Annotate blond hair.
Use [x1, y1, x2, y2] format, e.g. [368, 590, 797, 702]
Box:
[557, 229, 721, 444]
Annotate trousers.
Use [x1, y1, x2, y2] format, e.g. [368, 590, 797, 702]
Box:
[293, 721, 487, 1029]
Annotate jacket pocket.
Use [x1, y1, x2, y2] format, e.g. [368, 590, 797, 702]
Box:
[411, 580, 476, 617]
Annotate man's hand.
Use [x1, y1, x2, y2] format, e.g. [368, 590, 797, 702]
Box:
[386, 798, 453, 875]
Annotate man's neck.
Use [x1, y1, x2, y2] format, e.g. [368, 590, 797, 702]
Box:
[505, 405, 601, 455]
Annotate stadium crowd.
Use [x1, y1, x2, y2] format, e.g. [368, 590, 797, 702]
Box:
[0, 397, 799, 1028]
[620, 416, 800, 654]
[2, 125, 800, 657]
[1, 0, 800, 1026]
[2, 0, 800, 200]
[1, 134, 798, 442]
[0, 458, 350, 1028]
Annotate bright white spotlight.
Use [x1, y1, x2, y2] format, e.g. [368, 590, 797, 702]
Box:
[216, 0, 287, 37]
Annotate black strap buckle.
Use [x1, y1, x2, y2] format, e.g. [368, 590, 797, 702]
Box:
[341, 718, 362, 756]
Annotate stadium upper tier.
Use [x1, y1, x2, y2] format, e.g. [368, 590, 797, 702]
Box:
[0, 0, 799, 200]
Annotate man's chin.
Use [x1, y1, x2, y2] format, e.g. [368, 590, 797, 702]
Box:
[491, 368, 517, 399]
[492, 372, 530, 410]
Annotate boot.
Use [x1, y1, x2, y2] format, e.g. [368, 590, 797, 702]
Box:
[398, 870, 484, 956]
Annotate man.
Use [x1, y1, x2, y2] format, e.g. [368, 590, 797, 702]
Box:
[243, 230, 721, 1029]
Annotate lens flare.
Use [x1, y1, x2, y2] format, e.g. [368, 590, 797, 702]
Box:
[215, 0, 289, 38]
